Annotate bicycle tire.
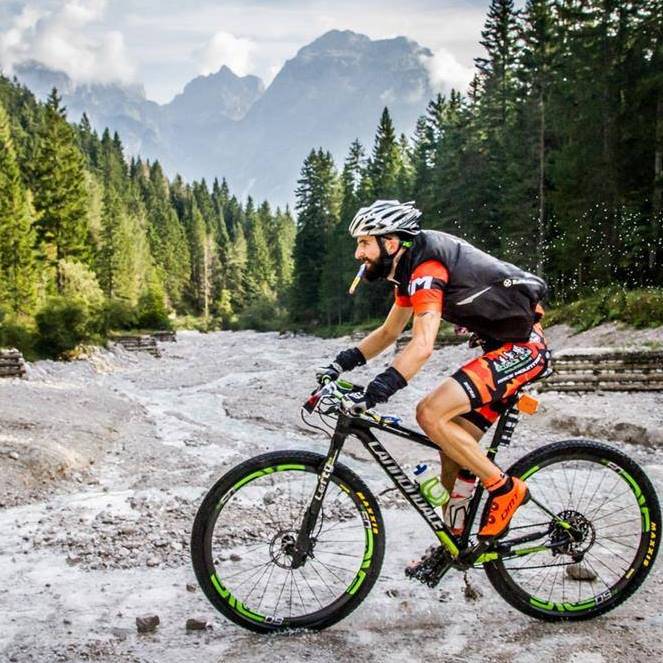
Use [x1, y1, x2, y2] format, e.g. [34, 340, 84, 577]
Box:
[483, 439, 660, 621]
[191, 450, 385, 633]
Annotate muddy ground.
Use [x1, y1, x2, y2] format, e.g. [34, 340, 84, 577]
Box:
[1, 324, 662, 662]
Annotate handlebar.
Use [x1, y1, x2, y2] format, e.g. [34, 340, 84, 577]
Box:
[302, 379, 401, 427]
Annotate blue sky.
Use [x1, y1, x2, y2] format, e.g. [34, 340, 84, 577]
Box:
[0, 0, 493, 103]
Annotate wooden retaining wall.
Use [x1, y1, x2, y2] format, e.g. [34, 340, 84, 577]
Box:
[0, 348, 26, 378]
[541, 349, 663, 392]
[112, 335, 161, 358]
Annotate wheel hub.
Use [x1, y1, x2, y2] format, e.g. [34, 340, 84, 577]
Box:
[550, 509, 595, 558]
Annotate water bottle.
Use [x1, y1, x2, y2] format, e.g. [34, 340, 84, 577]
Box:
[445, 469, 477, 535]
[412, 463, 449, 508]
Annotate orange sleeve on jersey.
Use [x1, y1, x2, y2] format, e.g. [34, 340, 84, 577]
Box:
[409, 260, 448, 315]
[395, 291, 412, 308]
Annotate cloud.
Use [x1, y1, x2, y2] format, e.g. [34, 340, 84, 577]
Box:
[196, 31, 254, 77]
[420, 48, 475, 95]
[0, 0, 135, 85]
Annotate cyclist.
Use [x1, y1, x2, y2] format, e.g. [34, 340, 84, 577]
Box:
[316, 200, 551, 545]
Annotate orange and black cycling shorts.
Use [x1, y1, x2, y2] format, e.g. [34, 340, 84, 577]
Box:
[452, 323, 551, 432]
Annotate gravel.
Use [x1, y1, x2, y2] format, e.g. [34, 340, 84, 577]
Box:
[0, 325, 662, 662]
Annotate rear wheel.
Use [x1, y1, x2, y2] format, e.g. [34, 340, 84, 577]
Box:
[484, 439, 660, 621]
[191, 450, 385, 632]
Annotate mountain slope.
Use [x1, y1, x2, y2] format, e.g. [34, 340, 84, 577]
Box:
[12, 30, 436, 206]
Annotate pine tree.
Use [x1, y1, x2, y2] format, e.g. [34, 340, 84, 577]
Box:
[0, 100, 37, 314]
[244, 198, 275, 298]
[319, 140, 366, 325]
[291, 149, 340, 322]
[31, 88, 90, 290]
[367, 108, 401, 199]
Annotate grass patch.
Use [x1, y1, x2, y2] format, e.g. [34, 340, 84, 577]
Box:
[545, 287, 663, 331]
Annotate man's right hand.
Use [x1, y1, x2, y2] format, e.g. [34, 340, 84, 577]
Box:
[315, 361, 343, 384]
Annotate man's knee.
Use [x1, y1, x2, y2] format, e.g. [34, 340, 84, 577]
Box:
[416, 396, 451, 433]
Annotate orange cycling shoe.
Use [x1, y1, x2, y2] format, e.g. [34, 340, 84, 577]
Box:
[478, 476, 530, 539]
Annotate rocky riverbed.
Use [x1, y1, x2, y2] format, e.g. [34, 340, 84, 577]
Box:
[1, 325, 662, 662]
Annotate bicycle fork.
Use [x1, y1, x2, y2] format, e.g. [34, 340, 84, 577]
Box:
[290, 417, 351, 568]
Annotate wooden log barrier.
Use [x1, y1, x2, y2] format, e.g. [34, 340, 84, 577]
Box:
[0, 348, 27, 378]
[112, 335, 161, 358]
[540, 349, 663, 392]
[394, 332, 469, 351]
[152, 330, 177, 343]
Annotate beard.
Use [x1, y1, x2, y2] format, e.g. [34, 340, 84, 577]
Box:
[362, 257, 386, 281]
[362, 240, 396, 281]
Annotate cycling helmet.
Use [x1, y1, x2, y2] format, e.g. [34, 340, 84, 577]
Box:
[349, 200, 421, 238]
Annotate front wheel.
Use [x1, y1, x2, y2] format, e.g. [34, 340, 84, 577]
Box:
[484, 439, 660, 621]
[191, 450, 385, 632]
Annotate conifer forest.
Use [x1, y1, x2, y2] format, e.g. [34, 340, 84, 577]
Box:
[0, 0, 661, 355]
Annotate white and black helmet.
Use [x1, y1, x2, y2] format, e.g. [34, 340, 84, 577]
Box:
[349, 200, 422, 238]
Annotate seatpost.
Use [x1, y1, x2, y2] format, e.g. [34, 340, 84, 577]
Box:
[291, 414, 352, 567]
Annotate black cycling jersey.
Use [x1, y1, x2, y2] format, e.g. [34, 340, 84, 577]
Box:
[393, 230, 547, 342]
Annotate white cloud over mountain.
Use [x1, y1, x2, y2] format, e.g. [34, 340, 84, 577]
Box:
[0, 0, 135, 85]
[196, 31, 255, 77]
[1, 1, 486, 102]
[421, 48, 475, 95]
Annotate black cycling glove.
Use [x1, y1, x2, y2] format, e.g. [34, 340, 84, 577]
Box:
[348, 367, 408, 414]
[316, 347, 366, 384]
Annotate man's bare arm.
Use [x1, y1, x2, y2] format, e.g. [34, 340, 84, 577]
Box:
[357, 304, 412, 360]
[392, 310, 441, 381]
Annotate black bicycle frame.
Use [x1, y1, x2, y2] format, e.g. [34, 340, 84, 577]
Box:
[293, 398, 525, 567]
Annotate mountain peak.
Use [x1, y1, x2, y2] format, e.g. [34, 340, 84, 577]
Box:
[165, 66, 264, 123]
[305, 29, 370, 52]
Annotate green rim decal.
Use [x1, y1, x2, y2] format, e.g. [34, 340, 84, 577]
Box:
[529, 596, 597, 612]
[602, 460, 650, 533]
[520, 465, 540, 481]
[347, 570, 366, 595]
[211, 573, 266, 623]
[230, 464, 306, 492]
[347, 502, 375, 595]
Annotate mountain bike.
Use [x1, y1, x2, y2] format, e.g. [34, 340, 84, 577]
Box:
[191, 379, 660, 633]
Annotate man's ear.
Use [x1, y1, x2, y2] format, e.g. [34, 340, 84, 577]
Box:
[384, 235, 401, 255]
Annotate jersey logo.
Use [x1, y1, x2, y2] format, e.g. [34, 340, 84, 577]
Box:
[408, 276, 433, 296]
[457, 286, 491, 305]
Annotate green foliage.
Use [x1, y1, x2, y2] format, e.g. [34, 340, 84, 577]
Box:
[35, 297, 98, 357]
[293, 0, 663, 336]
[101, 299, 137, 331]
[58, 259, 105, 310]
[136, 284, 171, 330]
[0, 318, 38, 360]
[545, 288, 663, 330]
[31, 89, 90, 288]
[0, 100, 38, 314]
[236, 296, 288, 332]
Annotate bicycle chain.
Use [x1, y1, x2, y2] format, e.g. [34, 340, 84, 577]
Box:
[405, 545, 454, 588]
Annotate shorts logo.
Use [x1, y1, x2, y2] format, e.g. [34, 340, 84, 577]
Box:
[494, 346, 533, 373]
[408, 276, 433, 296]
